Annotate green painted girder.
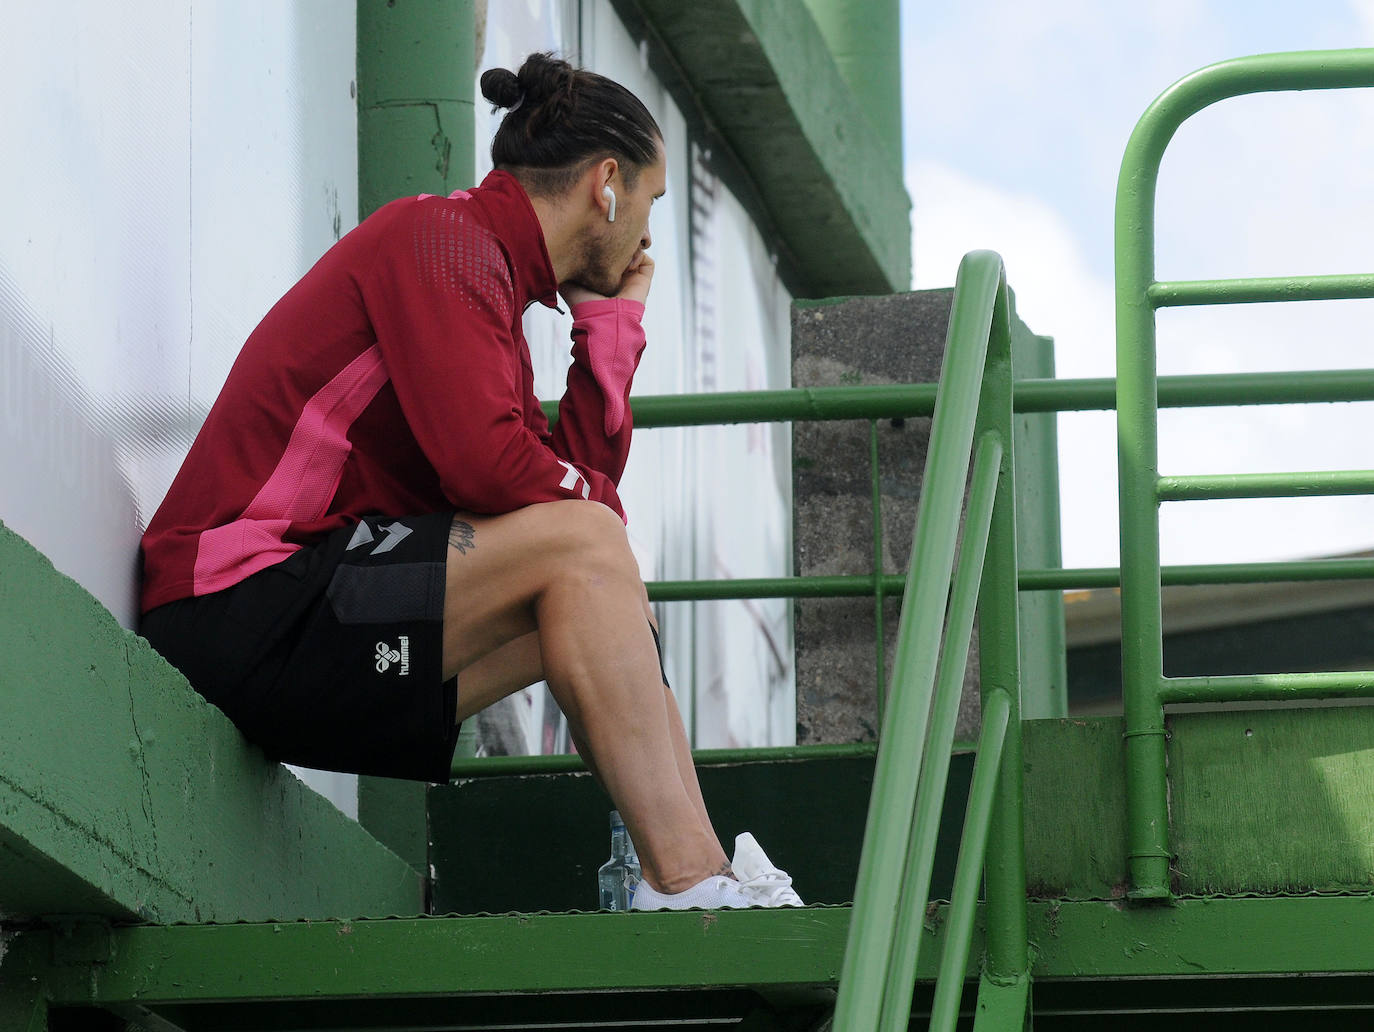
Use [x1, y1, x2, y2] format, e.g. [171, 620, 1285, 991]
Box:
[608, 0, 911, 296]
[13, 897, 1374, 1027]
[11, 910, 862, 1006]
[1032, 894, 1374, 978]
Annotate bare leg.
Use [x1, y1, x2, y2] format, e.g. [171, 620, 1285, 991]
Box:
[456, 613, 723, 866]
[662, 685, 716, 843]
[454, 632, 542, 723]
[640, 605, 720, 855]
[440, 502, 728, 892]
[456, 631, 612, 789]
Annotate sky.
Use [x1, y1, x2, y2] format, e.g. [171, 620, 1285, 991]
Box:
[900, 1, 1374, 570]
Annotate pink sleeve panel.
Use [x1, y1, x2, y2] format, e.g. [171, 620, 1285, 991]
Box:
[568, 298, 646, 436]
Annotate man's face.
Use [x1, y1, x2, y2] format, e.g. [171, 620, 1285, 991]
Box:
[576, 142, 666, 297]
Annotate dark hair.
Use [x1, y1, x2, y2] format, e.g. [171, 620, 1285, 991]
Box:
[480, 52, 662, 196]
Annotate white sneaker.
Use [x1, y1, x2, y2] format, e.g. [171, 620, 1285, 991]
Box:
[629, 874, 756, 911]
[629, 832, 804, 911]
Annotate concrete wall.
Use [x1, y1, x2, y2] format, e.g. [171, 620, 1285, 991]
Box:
[0, 2, 362, 814]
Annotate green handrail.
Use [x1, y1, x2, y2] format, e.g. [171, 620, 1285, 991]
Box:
[544, 366, 1374, 424]
[1115, 47, 1374, 900]
[833, 251, 1027, 1030]
[928, 687, 1011, 1028]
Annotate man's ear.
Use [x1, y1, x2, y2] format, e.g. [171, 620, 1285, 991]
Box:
[592, 157, 619, 218]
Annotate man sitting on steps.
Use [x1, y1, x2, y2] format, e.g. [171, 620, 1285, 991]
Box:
[139, 51, 801, 912]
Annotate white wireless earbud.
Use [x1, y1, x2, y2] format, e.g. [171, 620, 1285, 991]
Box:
[602, 185, 617, 223]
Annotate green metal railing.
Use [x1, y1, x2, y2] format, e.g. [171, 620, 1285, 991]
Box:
[831, 251, 1028, 1031]
[1115, 48, 1374, 900]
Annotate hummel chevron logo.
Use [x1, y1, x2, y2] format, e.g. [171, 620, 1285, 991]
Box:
[556, 460, 591, 499]
[347, 521, 413, 555]
[371, 522, 413, 555]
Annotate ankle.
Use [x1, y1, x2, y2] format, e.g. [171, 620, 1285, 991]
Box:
[643, 855, 732, 895]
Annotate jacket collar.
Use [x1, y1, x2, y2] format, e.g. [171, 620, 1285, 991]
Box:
[465, 170, 560, 311]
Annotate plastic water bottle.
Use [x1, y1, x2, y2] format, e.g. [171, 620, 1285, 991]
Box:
[597, 810, 642, 911]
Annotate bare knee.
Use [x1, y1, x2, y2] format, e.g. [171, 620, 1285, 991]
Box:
[524, 500, 636, 579]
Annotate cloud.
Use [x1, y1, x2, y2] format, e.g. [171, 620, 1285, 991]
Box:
[909, 160, 1116, 377]
[908, 160, 1124, 568]
[908, 159, 1374, 569]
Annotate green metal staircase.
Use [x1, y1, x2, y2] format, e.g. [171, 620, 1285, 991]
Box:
[5, 46, 1374, 1032]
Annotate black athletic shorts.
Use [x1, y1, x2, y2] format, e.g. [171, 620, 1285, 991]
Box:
[141, 512, 460, 783]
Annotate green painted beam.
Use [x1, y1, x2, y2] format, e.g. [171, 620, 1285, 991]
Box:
[1009, 300, 1067, 720]
[0, 520, 422, 924]
[972, 968, 1032, 1032]
[609, 0, 911, 295]
[357, 0, 475, 220]
[800, 0, 903, 161]
[1030, 895, 1374, 978]
[21, 911, 863, 1005]
[15, 896, 1374, 1020]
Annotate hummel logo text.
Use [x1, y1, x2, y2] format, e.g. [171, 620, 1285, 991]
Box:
[374, 636, 411, 675]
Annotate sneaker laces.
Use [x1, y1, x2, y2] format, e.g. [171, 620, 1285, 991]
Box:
[731, 832, 804, 907]
[736, 866, 803, 907]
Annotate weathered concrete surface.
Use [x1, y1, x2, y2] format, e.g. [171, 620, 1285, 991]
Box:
[0, 520, 422, 924]
[791, 288, 1066, 741]
[791, 290, 982, 743]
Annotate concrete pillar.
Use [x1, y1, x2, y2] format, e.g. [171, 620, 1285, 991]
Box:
[792, 291, 975, 743]
[791, 290, 1065, 744]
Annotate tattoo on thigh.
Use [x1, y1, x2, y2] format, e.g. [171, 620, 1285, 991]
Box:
[449, 519, 476, 555]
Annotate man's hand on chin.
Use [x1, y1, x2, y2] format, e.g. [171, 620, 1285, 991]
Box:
[617, 253, 654, 305]
[558, 254, 655, 310]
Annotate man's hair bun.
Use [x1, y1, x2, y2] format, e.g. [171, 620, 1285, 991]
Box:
[482, 52, 661, 197]
[515, 52, 575, 121]
[479, 67, 524, 110]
